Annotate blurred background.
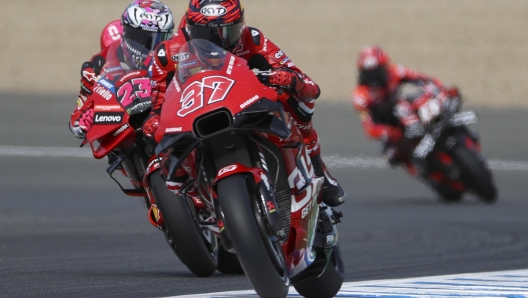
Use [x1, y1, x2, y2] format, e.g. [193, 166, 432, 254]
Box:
[1, 1, 527, 297]
[2, 0, 528, 107]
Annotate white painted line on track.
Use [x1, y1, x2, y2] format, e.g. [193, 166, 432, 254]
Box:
[167, 269, 528, 298]
[0, 145, 92, 158]
[1, 145, 528, 171]
[323, 154, 528, 171]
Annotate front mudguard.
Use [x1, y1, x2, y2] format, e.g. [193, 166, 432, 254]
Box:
[214, 163, 284, 236]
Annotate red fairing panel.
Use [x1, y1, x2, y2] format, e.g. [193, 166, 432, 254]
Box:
[155, 54, 278, 141]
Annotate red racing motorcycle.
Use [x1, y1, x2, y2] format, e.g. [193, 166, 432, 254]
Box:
[80, 40, 220, 277]
[155, 39, 344, 298]
[391, 81, 497, 203]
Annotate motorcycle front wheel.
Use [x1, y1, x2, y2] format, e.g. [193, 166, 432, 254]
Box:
[149, 171, 218, 277]
[293, 244, 345, 298]
[451, 146, 497, 203]
[218, 174, 289, 298]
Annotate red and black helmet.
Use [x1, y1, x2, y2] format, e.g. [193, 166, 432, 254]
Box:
[357, 46, 390, 87]
[185, 0, 245, 50]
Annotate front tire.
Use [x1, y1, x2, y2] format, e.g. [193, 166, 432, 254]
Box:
[149, 171, 217, 277]
[294, 244, 345, 298]
[218, 174, 289, 298]
[451, 146, 497, 203]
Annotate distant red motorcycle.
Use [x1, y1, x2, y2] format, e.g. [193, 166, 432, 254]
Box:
[155, 39, 344, 298]
[391, 81, 497, 203]
[81, 40, 219, 277]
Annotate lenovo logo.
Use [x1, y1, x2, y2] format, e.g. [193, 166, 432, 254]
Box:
[94, 112, 124, 124]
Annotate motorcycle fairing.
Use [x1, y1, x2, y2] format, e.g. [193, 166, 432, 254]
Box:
[155, 53, 278, 142]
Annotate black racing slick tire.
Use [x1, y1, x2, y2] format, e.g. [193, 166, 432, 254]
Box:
[217, 174, 289, 298]
[451, 147, 498, 204]
[149, 171, 217, 277]
[431, 183, 463, 203]
[217, 246, 244, 274]
[294, 244, 345, 298]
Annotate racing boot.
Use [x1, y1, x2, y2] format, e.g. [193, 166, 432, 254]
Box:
[311, 154, 345, 207]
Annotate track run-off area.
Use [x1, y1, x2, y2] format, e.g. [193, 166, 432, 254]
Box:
[174, 269, 528, 297]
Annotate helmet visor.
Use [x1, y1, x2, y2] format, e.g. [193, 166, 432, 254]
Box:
[123, 26, 172, 51]
[187, 23, 244, 49]
[359, 67, 388, 87]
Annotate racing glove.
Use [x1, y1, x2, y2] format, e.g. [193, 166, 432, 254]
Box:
[268, 69, 305, 93]
[80, 62, 99, 95]
[142, 114, 160, 138]
[69, 122, 87, 139]
[69, 109, 94, 139]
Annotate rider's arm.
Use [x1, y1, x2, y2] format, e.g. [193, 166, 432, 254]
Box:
[69, 52, 106, 133]
[150, 34, 187, 115]
[351, 86, 402, 142]
[393, 64, 444, 87]
[249, 28, 320, 101]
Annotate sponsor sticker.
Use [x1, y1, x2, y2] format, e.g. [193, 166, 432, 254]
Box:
[218, 165, 237, 176]
[97, 78, 116, 94]
[112, 124, 129, 136]
[240, 95, 259, 109]
[95, 105, 122, 112]
[93, 112, 124, 124]
[165, 127, 182, 133]
[200, 5, 227, 17]
[94, 86, 113, 100]
[171, 53, 191, 62]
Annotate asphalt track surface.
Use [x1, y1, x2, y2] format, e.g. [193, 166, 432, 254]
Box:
[1, 93, 527, 297]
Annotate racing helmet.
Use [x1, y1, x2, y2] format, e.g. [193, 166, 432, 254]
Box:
[357, 46, 390, 87]
[100, 20, 123, 50]
[120, 0, 174, 68]
[185, 0, 245, 50]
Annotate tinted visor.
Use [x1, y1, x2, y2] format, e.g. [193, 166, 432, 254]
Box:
[359, 67, 388, 87]
[187, 23, 244, 49]
[123, 27, 171, 50]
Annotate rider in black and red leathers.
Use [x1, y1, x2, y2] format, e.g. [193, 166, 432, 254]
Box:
[351, 45, 460, 174]
[142, 0, 345, 207]
[69, 0, 174, 139]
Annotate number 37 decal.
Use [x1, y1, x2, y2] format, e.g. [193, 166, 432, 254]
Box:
[177, 76, 235, 117]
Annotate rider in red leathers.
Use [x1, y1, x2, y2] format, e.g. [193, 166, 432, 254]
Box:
[142, 0, 346, 207]
[69, 0, 174, 139]
[351, 46, 460, 174]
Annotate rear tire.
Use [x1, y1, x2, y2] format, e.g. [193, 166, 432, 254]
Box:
[149, 171, 217, 277]
[218, 174, 289, 298]
[294, 244, 345, 298]
[451, 147, 497, 203]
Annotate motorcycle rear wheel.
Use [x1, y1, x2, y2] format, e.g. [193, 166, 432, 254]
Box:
[451, 146, 497, 203]
[293, 244, 345, 298]
[149, 171, 218, 277]
[218, 174, 289, 298]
